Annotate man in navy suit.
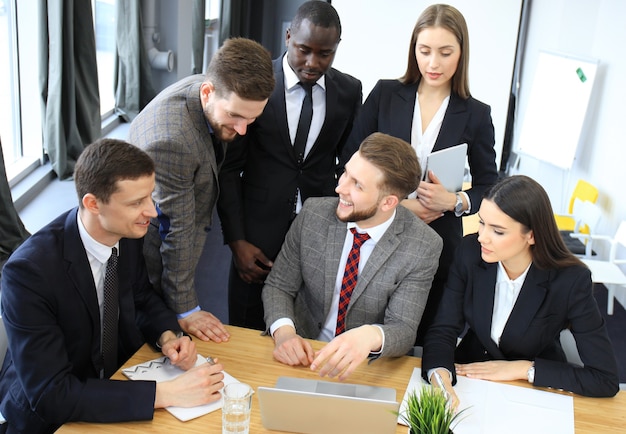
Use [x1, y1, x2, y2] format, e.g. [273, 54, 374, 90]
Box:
[0, 139, 225, 433]
[218, 1, 362, 330]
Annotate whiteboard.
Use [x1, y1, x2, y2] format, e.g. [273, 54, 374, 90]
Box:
[517, 51, 598, 169]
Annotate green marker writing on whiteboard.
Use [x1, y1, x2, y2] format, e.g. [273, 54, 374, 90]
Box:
[576, 67, 587, 82]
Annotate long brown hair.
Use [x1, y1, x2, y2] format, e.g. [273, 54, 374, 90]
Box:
[484, 175, 584, 270]
[400, 4, 470, 99]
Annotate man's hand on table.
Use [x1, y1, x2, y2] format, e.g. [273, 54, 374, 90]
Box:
[179, 310, 230, 342]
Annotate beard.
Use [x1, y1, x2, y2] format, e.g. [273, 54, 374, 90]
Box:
[204, 105, 238, 143]
[336, 201, 379, 223]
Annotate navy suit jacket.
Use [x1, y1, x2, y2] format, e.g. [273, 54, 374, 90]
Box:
[0, 208, 181, 432]
[217, 57, 362, 260]
[343, 79, 498, 273]
[422, 234, 619, 397]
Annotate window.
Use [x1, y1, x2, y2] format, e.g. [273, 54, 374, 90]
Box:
[93, 0, 117, 118]
[0, 0, 20, 169]
[1, 0, 43, 185]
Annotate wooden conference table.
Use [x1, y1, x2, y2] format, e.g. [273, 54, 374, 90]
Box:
[59, 325, 625, 433]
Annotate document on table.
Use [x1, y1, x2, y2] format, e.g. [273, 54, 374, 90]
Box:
[398, 368, 574, 434]
[122, 354, 239, 421]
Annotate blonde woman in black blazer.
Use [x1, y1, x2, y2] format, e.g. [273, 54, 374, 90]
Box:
[422, 175, 619, 409]
[343, 5, 498, 344]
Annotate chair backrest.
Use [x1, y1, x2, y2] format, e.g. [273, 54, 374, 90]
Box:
[559, 329, 583, 367]
[572, 199, 602, 235]
[614, 221, 626, 246]
[0, 296, 7, 368]
[568, 180, 599, 214]
[0, 294, 9, 424]
[0, 318, 6, 369]
[608, 220, 626, 262]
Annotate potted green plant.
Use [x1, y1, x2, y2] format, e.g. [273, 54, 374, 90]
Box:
[397, 385, 466, 434]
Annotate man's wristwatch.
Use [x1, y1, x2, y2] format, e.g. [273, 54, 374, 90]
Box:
[454, 193, 464, 214]
[527, 362, 535, 383]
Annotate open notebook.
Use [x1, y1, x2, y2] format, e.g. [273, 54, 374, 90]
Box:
[122, 354, 239, 421]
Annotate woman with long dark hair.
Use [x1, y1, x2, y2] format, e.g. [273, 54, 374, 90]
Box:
[422, 175, 619, 408]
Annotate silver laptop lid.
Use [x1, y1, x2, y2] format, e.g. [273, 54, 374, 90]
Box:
[258, 377, 399, 434]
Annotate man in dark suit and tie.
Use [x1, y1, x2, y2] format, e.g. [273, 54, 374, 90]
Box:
[262, 133, 442, 381]
[217, 1, 363, 330]
[0, 139, 225, 433]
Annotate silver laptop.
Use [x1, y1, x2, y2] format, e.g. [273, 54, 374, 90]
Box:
[257, 377, 399, 434]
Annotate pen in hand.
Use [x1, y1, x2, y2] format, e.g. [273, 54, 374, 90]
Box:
[206, 356, 216, 366]
[432, 370, 451, 404]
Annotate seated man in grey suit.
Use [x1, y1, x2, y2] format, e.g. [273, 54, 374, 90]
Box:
[262, 132, 442, 381]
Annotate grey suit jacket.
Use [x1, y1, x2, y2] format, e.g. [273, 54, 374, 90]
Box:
[262, 197, 443, 357]
[129, 75, 226, 313]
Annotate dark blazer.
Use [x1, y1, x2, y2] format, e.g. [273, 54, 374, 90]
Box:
[262, 197, 442, 357]
[343, 79, 498, 268]
[422, 234, 620, 398]
[0, 208, 181, 433]
[217, 57, 362, 260]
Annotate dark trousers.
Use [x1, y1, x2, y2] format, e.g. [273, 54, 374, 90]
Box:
[227, 261, 266, 331]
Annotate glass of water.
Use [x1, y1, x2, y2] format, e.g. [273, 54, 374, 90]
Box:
[222, 382, 253, 434]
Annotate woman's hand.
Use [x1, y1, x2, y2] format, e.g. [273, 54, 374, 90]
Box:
[401, 198, 444, 224]
[430, 369, 460, 411]
[417, 171, 458, 214]
[455, 360, 533, 382]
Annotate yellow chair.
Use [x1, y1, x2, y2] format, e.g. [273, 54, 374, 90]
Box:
[554, 179, 598, 233]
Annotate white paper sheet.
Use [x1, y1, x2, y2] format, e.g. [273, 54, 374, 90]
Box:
[398, 368, 574, 434]
[122, 354, 239, 421]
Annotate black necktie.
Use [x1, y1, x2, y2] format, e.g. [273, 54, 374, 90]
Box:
[293, 82, 313, 165]
[102, 247, 119, 378]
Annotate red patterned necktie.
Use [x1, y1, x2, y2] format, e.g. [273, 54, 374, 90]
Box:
[335, 228, 370, 336]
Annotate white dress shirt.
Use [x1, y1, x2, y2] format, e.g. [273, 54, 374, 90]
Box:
[408, 92, 471, 213]
[77, 211, 120, 336]
[283, 54, 326, 213]
[490, 261, 532, 345]
[410, 92, 449, 174]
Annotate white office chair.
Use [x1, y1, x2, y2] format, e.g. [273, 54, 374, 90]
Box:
[559, 329, 583, 367]
[571, 220, 626, 315]
[562, 199, 602, 256]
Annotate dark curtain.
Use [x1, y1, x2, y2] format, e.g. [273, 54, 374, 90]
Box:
[219, 0, 265, 44]
[0, 139, 30, 261]
[114, 0, 155, 122]
[191, 0, 206, 74]
[39, 0, 102, 180]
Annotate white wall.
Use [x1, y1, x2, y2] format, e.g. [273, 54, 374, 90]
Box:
[512, 0, 626, 307]
[331, 0, 523, 171]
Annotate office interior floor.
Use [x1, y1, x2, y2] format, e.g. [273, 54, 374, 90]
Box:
[11, 121, 626, 384]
